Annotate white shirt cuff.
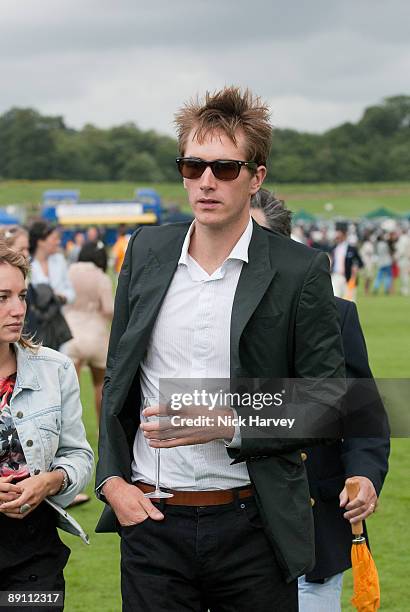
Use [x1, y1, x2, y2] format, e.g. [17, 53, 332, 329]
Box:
[224, 408, 241, 448]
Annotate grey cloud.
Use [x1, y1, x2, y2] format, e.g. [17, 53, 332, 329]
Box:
[0, 0, 409, 134]
[1, 0, 409, 58]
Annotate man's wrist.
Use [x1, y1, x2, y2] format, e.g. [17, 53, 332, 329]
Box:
[219, 408, 235, 442]
[101, 476, 126, 503]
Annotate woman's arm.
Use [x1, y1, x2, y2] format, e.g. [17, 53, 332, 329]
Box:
[48, 359, 94, 507]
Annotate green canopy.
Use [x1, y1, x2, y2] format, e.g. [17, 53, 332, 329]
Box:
[293, 209, 316, 222]
[364, 207, 398, 219]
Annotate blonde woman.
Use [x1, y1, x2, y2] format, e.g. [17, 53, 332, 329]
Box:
[0, 244, 93, 608]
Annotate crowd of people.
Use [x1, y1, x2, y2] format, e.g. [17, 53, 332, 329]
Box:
[289, 219, 410, 299]
[0, 86, 392, 611]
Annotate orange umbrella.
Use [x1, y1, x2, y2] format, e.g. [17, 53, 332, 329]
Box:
[344, 276, 357, 301]
[346, 478, 380, 612]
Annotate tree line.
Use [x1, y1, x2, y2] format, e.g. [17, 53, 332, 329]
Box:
[0, 95, 409, 183]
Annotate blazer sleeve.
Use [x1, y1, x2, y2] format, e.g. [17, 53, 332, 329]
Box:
[293, 251, 345, 379]
[96, 228, 142, 490]
[339, 301, 390, 495]
[230, 251, 346, 461]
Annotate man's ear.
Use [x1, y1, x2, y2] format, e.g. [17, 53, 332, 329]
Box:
[249, 165, 267, 195]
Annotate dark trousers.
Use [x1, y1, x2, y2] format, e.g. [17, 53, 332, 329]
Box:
[0, 503, 70, 611]
[120, 496, 298, 612]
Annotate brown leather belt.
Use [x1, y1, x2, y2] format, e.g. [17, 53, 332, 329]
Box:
[136, 482, 254, 506]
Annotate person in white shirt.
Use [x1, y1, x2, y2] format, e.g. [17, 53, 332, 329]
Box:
[29, 221, 75, 305]
[96, 87, 345, 612]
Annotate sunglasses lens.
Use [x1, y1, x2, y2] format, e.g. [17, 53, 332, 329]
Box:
[177, 159, 206, 179]
[176, 158, 244, 180]
[213, 161, 240, 180]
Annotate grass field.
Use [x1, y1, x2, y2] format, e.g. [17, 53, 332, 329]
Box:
[1, 180, 410, 220]
[59, 290, 410, 612]
[4, 179, 407, 610]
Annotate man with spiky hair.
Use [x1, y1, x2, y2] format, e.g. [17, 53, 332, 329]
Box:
[96, 87, 345, 611]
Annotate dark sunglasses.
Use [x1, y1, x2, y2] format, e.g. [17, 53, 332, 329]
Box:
[176, 157, 258, 181]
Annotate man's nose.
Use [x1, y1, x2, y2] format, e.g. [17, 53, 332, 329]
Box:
[199, 166, 217, 189]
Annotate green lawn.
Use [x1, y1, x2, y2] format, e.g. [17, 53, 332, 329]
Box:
[339, 293, 409, 611]
[1, 180, 410, 219]
[1, 179, 407, 609]
[60, 290, 409, 611]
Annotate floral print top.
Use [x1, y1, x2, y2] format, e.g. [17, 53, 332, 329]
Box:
[0, 374, 29, 481]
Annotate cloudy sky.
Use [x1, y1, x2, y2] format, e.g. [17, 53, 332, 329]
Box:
[1, 0, 409, 136]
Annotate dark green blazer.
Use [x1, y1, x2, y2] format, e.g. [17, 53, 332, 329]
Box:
[96, 220, 345, 582]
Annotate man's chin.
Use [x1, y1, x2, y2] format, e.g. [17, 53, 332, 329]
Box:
[195, 213, 227, 230]
[194, 210, 226, 227]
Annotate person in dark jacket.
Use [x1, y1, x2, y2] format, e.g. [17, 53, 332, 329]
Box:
[96, 88, 345, 612]
[251, 189, 389, 611]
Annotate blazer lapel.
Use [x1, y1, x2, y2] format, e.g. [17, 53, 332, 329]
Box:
[136, 228, 188, 324]
[109, 230, 186, 411]
[230, 222, 277, 376]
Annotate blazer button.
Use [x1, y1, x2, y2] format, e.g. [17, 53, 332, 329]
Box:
[26, 440, 33, 447]
[301, 452, 307, 461]
[16, 411, 24, 419]
[310, 497, 315, 507]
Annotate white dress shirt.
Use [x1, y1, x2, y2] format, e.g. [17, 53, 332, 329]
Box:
[332, 241, 348, 276]
[131, 219, 253, 490]
[31, 253, 76, 304]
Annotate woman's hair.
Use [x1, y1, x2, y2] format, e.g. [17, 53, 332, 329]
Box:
[0, 225, 28, 249]
[0, 242, 37, 350]
[78, 241, 108, 272]
[174, 86, 272, 167]
[28, 220, 55, 256]
[251, 189, 292, 237]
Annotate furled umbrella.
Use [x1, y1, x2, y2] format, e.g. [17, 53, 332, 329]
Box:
[346, 478, 380, 612]
[344, 276, 357, 302]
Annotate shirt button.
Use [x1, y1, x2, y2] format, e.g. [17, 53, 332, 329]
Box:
[26, 440, 33, 447]
[34, 469, 41, 475]
[16, 411, 24, 418]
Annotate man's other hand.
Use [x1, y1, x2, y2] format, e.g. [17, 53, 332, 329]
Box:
[102, 477, 164, 527]
[339, 476, 378, 524]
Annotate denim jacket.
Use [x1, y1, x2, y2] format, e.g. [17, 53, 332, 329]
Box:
[9, 343, 94, 541]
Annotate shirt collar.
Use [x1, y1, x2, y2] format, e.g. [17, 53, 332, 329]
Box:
[178, 216, 253, 267]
